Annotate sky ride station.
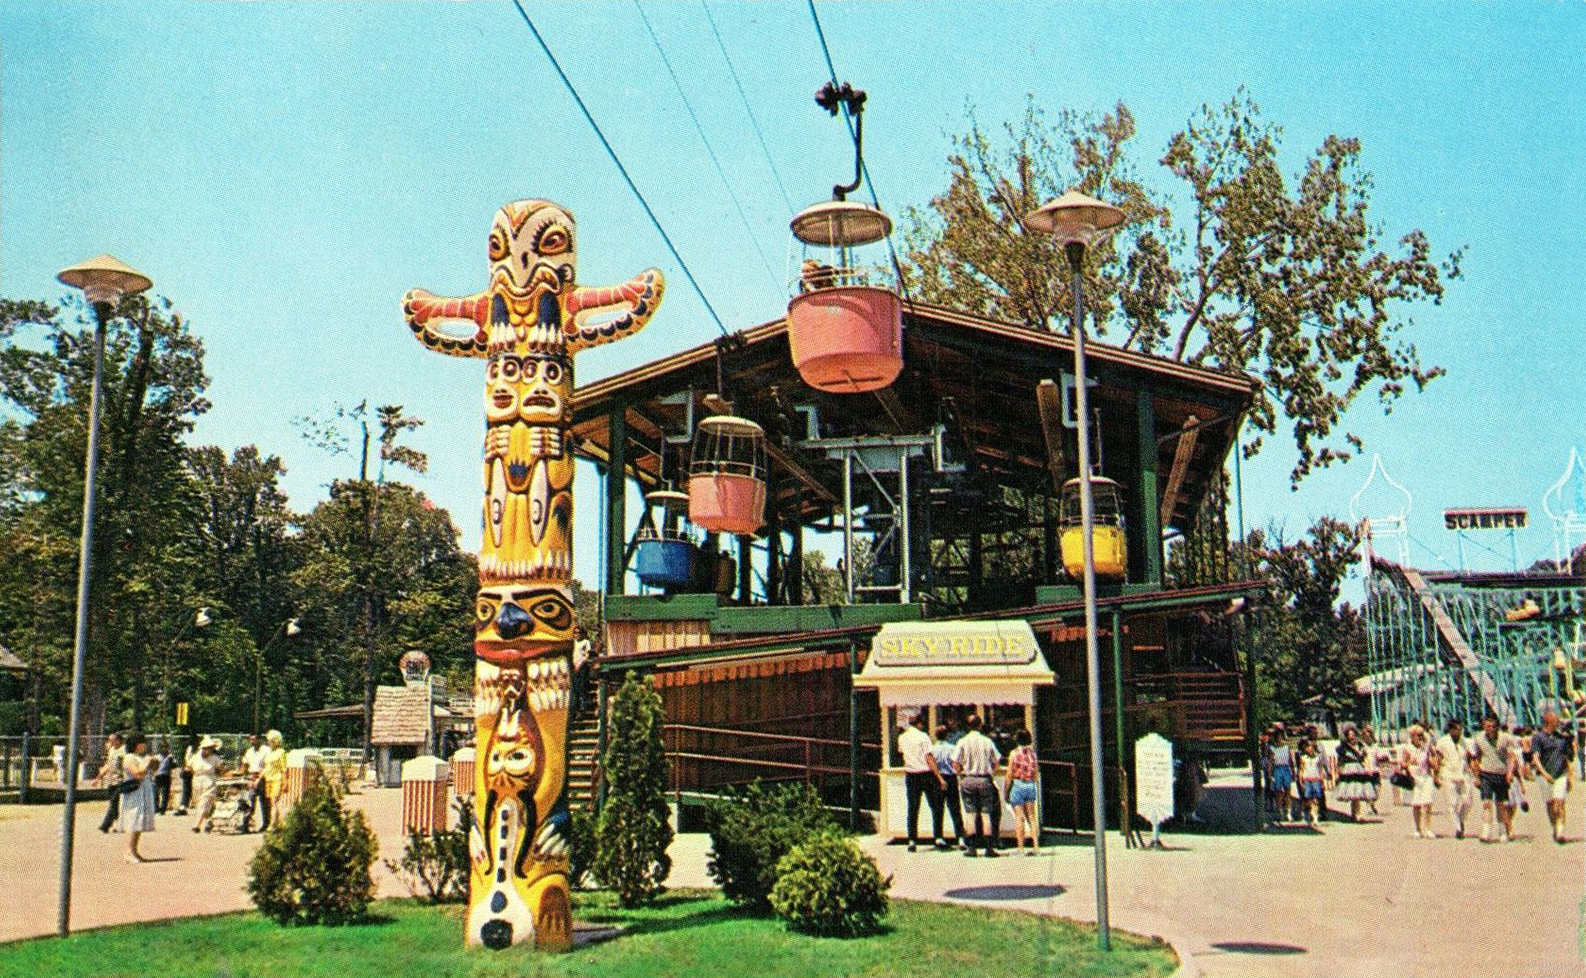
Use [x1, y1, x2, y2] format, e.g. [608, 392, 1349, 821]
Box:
[567, 103, 1268, 833]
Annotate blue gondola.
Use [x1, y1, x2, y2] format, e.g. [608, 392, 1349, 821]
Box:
[634, 490, 698, 591]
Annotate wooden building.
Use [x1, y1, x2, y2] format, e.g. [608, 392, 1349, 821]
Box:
[572, 300, 1261, 830]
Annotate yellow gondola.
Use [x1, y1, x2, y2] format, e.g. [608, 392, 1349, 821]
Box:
[1060, 476, 1128, 580]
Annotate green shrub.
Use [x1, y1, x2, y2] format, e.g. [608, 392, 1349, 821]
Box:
[593, 674, 673, 907]
[770, 832, 891, 937]
[247, 780, 377, 925]
[705, 780, 837, 911]
[383, 827, 468, 904]
[568, 806, 597, 889]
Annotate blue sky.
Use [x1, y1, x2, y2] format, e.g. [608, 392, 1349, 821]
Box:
[3, 1, 1583, 595]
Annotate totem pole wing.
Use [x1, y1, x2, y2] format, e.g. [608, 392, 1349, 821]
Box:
[404, 289, 491, 358]
[563, 269, 665, 353]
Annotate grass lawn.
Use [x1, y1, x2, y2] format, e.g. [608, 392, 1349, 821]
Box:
[0, 890, 1177, 978]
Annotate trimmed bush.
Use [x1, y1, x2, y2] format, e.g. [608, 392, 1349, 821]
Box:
[247, 780, 377, 925]
[568, 806, 598, 889]
[770, 832, 891, 937]
[383, 826, 468, 904]
[593, 673, 673, 906]
[705, 780, 837, 911]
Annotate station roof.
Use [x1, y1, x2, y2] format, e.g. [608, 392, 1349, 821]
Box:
[571, 301, 1259, 531]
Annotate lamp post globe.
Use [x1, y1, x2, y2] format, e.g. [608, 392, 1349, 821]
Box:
[1024, 191, 1125, 952]
[53, 255, 153, 938]
[57, 255, 154, 309]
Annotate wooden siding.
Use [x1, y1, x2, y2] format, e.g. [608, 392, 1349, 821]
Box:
[606, 619, 711, 659]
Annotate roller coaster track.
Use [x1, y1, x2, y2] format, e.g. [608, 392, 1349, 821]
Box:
[1373, 557, 1516, 724]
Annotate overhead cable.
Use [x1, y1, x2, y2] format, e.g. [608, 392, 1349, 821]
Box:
[700, 0, 797, 218]
[512, 0, 729, 335]
[634, 0, 781, 294]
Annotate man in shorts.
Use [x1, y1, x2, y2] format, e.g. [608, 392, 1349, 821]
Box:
[1528, 710, 1575, 843]
[952, 713, 1003, 857]
[1469, 713, 1520, 842]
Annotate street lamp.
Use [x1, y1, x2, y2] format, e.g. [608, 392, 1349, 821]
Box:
[1023, 191, 1125, 951]
[255, 617, 301, 735]
[160, 607, 212, 734]
[55, 255, 153, 938]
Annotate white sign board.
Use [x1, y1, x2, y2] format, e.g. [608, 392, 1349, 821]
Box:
[1134, 733, 1175, 829]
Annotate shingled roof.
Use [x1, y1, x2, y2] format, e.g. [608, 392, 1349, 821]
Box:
[0, 645, 26, 673]
[370, 685, 433, 746]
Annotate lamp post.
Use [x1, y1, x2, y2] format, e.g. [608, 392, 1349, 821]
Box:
[160, 607, 211, 734]
[1024, 191, 1125, 951]
[254, 617, 301, 735]
[55, 255, 153, 938]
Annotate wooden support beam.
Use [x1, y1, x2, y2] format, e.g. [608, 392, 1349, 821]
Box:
[1159, 414, 1199, 529]
[605, 406, 629, 596]
[1036, 379, 1067, 491]
[873, 386, 918, 432]
[1136, 388, 1163, 584]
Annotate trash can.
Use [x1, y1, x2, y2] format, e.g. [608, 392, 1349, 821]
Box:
[278, 749, 322, 818]
[402, 755, 451, 835]
[450, 747, 475, 801]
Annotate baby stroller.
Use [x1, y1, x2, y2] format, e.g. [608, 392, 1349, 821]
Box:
[209, 780, 254, 834]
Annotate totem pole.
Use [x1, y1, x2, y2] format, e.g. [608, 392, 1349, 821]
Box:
[404, 200, 663, 950]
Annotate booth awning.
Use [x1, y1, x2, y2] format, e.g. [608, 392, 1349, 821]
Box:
[855, 620, 1055, 708]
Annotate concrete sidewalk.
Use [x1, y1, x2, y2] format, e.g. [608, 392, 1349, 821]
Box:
[3, 774, 1582, 977]
[669, 771, 1584, 978]
[0, 788, 418, 945]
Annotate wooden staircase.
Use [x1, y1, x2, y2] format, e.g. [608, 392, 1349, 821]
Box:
[565, 712, 601, 811]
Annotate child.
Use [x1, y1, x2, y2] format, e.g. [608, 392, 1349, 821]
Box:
[1297, 739, 1326, 828]
[1267, 729, 1295, 824]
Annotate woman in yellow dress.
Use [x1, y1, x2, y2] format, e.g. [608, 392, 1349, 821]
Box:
[261, 730, 288, 821]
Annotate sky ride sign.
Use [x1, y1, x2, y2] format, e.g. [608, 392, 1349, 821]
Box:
[870, 621, 1040, 668]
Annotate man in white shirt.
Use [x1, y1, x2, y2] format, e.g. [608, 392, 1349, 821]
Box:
[897, 712, 943, 852]
[96, 733, 126, 833]
[952, 713, 1003, 857]
[239, 734, 268, 833]
[1434, 719, 1474, 838]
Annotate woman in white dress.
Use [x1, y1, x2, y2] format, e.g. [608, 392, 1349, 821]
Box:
[119, 732, 157, 862]
[1400, 726, 1439, 839]
[189, 736, 225, 833]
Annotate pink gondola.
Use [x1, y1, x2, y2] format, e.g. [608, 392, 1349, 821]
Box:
[688, 415, 767, 536]
[787, 200, 903, 394]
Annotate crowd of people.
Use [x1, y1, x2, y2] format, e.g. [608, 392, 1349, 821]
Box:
[93, 729, 290, 861]
[896, 711, 1044, 857]
[1260, 710, 1576, 843]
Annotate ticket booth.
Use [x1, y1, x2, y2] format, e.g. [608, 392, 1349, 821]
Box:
[856, 620, 1055, 840]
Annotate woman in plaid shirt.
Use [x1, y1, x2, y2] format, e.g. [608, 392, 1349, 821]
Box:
[1003, 729, 1041, 855]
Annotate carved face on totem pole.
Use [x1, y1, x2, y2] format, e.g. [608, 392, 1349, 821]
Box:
[405, 199, 663, 951]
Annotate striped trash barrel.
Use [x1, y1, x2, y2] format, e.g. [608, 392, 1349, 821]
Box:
[450, 747, 475, 800]
[402, 755, 451, 835]
[279, 749, 322, 817]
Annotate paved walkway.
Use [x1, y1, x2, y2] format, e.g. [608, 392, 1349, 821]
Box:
[669, 773, 1584, 978]
[3, 774, 1582, 977]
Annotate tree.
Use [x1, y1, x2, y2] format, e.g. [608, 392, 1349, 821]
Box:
[902, 92, 1462, 484]
[185, 445, 303, 734]
[1245, 517, 1367, 726]
[0, 294, 211, 738]
[594, 673, 673, 906]
[296, 402, 430, 760]
[291, 481, 473, 744]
